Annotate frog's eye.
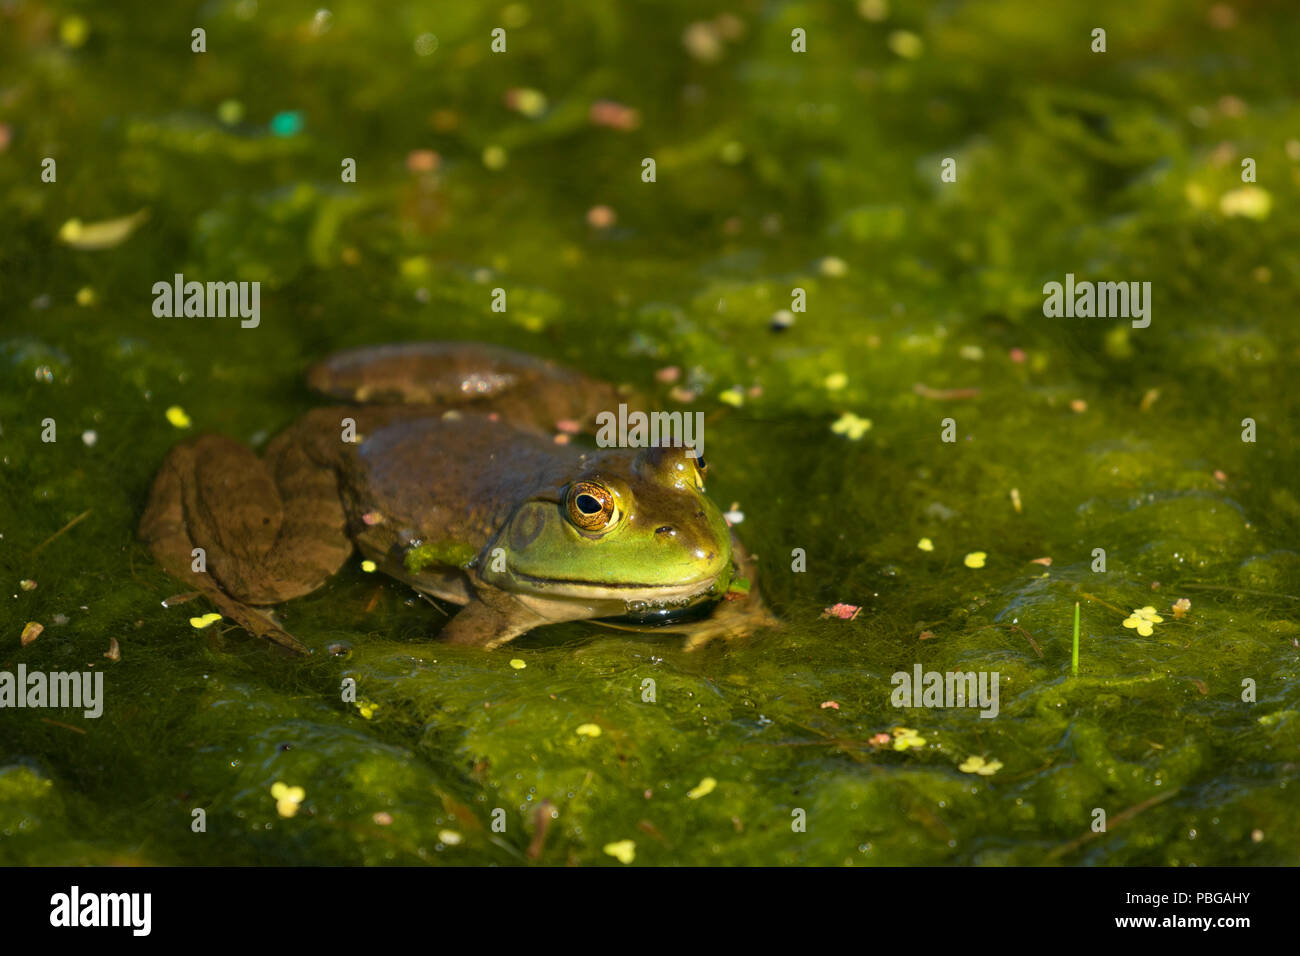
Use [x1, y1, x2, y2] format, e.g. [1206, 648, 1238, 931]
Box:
[566, 481, 618, 531]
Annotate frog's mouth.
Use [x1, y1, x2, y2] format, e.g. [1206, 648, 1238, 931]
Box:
[595, 593, 722, 629]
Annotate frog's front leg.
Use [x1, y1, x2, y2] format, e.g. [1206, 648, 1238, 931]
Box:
[139, 434, 354, 653]
[305, 342, 628, 434]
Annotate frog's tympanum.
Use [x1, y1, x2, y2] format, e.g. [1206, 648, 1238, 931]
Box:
[140, 343, 776, 652]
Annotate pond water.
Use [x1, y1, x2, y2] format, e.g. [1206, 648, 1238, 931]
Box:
[2, 0, 1297, 865]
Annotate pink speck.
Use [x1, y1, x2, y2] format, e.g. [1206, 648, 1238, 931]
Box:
[555, 418, 581, 434]
[1213, 470, 1227, 483]
[587, 205, 617, 229]
[553, 433, 571, 444]
[1009, 348, 1027, 364]
[589, 100, 642, 131]
[668, 386, 696, 403]
[820, 700, 840, 710]
[361, 511, 384, 526]
[405, 149, 440, 173]
[747, 385, 763, 399]
[655, 366, 681, 384]
[373, 811, 393, 826]
[869, 733, 891, 747]
[487, 412, 500, 422]
[0, 125, 10, 152]
[1030, 556, 1052, 566]
[821, 603, 861, 621]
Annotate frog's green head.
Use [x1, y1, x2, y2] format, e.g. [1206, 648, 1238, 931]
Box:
[480, 445, 732, 618]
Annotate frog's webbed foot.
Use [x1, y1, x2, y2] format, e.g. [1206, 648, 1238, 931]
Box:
[305, 342, 630, 434]
[437, 594, 535, 650]
[139, 435, 353, 654]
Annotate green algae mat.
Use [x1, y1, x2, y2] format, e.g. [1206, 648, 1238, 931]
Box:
[2, 0, 1298, 866]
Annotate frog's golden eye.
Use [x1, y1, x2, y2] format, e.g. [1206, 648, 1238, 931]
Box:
[566, 481, 618, 531]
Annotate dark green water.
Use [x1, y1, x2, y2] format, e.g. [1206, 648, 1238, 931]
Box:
[2, 0, 1298, 865]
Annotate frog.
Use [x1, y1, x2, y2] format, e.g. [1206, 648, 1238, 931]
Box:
[139, 342, 776, 653]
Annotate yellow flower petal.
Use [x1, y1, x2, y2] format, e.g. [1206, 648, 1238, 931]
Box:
[439, 829, 463, 845]
[603, 839, 636, 864]
[189, 613, 222, 629]
[687, 777, 717, 800]
[963, 551, 987, 569]
[509, 658, 526, 670]
[360, 560, 377, 573]
[575, 723, 602, 738]
[917, 537, 934, 552]
[165, 406, 192, 429]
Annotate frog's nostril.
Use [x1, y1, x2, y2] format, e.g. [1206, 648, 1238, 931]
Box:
[655, 525, 675, 537]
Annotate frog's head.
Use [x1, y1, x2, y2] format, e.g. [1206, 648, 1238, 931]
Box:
[480, 445, 733, 621]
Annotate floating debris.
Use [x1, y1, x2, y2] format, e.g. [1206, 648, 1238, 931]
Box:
[189, 613, 222, 629]
[586, 205, 617, 229]
[687, 777, 717, 799]
[19, 579, 37, 591]
[58, 209, 150, 250]
[723, 503, 744, 525]
[373, 812, 393, 826]
[959, 755, 1003, 776]
[482, 145, 508, 170]
[654, 366, 680, 384]
[770, 310, 795, 332]
[913, 383, 980, 401]
[165, 406, 192, 429]
[360, 560, 377, 573]
[505, 87, 548, 118]
[1122, 606, 1164, 637]
[82, 430, 97, 446]
[75, 286, 96, 306]
[823, 372, 848, 391]
[361, 511, 384, 526]
[217, 99, 245, 125]
[509, 658, 526, 670]
[821, 603, 861, 620]
[1009, 487, 1022, 513]
[603, 839, 637, 864]
[405, 149, 440, 173]
[357, 699, 379, 720]
[1030, 556, 1052, 566]
[1069, 399, 1088, 413]
[819, 700, 840, 710]
[963, 551, 987, 569]
[1171, 598, 1191, 619]
[589, 100, 641, 131]
[718, 386, 745, 408]
[270, 782, 305, 818]
[21, 621, 43, 646]
[830, 412, 872, 439]
[917, 537, 934, 552]
[555, 418, 581, 434]
[888, 30, 924, 59]
[1220, 185, 1271, 220]
[439, 829, 463, 846]
[104, 637, 120, 662]
[1009, 347, 1027, 363]
[892, 727, 927, 751]
[269, 110, 304, 137]
[818, 256, 848, 277]
[575, 723, 602, 738]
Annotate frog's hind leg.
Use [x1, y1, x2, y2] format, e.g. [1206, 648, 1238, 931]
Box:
[305, 342, 628, 434]
[139, 436, 354, 653]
